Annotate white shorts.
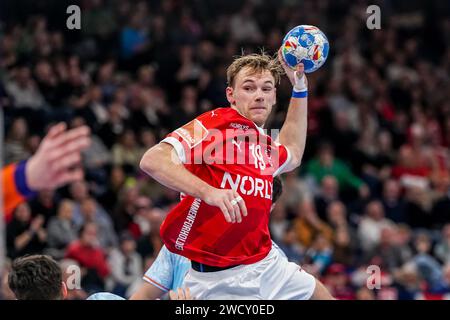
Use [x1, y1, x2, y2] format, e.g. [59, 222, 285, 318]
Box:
[184, 245, 316, 300]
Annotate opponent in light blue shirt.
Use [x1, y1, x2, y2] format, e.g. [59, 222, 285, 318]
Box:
[86, 247, 191, 300]
[130, 242, 286, 300]
[142, 245, 191, 292]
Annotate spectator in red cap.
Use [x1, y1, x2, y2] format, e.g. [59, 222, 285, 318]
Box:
[323, 263, 355, 300]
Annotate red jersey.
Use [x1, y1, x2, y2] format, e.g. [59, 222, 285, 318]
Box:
[159, 107, 291, 267]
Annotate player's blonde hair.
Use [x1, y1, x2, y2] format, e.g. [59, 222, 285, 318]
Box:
[226, 51, 283, 88]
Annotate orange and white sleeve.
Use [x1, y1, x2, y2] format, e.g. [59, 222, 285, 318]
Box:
[2, 160, 36, 222]
[161, 112, 215, 164]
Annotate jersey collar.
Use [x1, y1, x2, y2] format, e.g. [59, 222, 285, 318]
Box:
[229, 106, 266, 133]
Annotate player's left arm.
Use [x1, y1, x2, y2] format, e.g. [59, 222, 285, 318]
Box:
[129, 246, 173, 300]
[129, 281, 166, 300]
[275, 48, 308, 173]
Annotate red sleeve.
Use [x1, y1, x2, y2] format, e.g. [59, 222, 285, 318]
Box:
[273, 143, 292, 177]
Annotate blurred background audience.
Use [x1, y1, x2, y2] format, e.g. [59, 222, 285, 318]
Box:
[1, 0, 449, 299]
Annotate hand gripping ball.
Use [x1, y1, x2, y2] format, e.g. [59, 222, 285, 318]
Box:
[281, 25, 329, 73]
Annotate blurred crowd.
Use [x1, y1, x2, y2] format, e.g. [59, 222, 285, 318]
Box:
[1, 0, 450, 300]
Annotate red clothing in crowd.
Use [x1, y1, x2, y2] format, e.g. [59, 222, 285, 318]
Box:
[65, 241, 110, 278]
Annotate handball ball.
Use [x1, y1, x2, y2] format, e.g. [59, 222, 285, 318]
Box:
[281, 25, 329, 73]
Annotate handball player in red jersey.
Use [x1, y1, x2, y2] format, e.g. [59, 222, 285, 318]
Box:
[140, 50, 334, 299]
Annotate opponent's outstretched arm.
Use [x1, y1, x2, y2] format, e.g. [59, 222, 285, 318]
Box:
[140, 143, 247, 223]
[276, 48, 308, 173]
[2, 123, 90, 217]
[129, 281, 166, 300]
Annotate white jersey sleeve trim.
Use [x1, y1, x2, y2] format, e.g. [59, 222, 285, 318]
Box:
[161, 137, 186, 164]
[143, 275, 170, 292]
[192, 119, 209, 148]
[273, 146, 292, 177]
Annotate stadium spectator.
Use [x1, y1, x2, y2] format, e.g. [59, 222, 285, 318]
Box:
[355, 287, 376, 300]
[128, 196, 153, 239]
[70, 116, 111, 189]
[304, 234, 334, 275]
[412, 232, 443, 292]
[4, 117, 31, 165]
[394, 224, 415, 258]
[280, 170, 311, 218]
[381, 179, 407, 224]
[435, 264, 450, 294]
[269, 202, 289, 244]
[322, 264, 354, 300]
[29, 189, 58, 226]
[434, 224, 450, 264]
[392, 262, 423, 300]
[46, 199, 78, 259]
[326, 201, 357, 266]
[69, 180, 90, 215]
[4, 65, 45, 110]
[112, 181, 140, 234]
[294, 199, 333, 248]
[136, 208, 164, 261]
[108, 232, 143, 298]
[75, 197, 118, 250]
[99, 165, 127, 212]
[65, 222, 111, 293]
[305, 142, 369, 200]
[315, 175, 340, 222]
[277, 225, 304, 264]
[111, 129, 143, 172]
[365, 226, 410, 273]
[229, 3, 263, 44]
[430, 176, 450, 229]
[6, 203, 47, 259]
[358, 201, 394, 252]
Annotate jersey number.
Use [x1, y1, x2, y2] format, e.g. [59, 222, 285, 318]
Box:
[249, 144, 266, 170]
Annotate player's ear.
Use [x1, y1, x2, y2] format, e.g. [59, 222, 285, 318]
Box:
[226, 86, 235, 105]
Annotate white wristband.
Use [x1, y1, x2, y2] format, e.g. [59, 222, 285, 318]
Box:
[293, 71, 308, 93]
